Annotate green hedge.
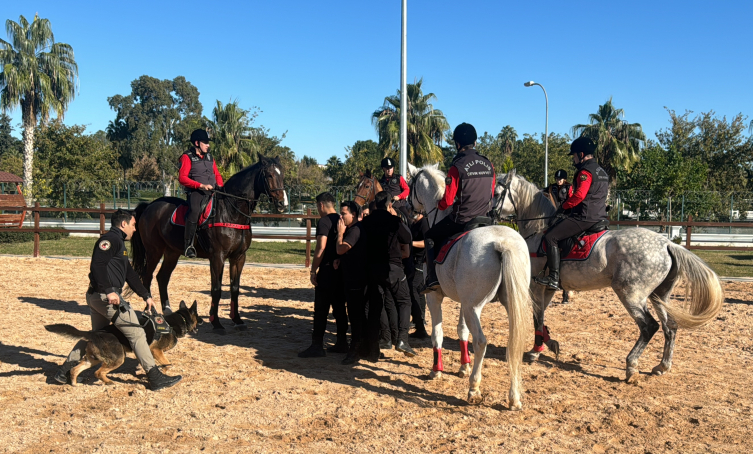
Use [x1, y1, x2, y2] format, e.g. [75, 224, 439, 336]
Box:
[0, 229, 70, 243]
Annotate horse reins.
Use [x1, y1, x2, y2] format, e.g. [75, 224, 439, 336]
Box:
[211, 165, 284, 223]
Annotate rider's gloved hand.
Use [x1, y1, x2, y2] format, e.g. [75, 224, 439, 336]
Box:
[555, 206, 566, 219]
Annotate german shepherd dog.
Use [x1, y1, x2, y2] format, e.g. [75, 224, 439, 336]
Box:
[45, 300, 203, 386]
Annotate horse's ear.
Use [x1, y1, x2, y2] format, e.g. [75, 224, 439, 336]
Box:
[179, 300, 187, 310]
[430, 162, 440, 170]
[407, 163, 417, 178]
[364, 169, 372, 178]
[258, 153, 267, 163]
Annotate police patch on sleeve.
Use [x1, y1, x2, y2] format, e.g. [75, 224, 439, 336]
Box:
[445, 176, 452, 185]
[99, 240, 111, 251]
[580, 174, 588, 181]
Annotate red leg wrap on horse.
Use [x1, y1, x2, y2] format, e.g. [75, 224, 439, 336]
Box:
[533, 343, 546, 353]
[459, 340, 471, 365]
[433, 348, 444, 372]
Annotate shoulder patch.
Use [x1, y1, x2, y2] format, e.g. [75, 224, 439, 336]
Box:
[580, 174, 588, 181]
[445, 176, 452, 186]
[99, 240, 111, 251]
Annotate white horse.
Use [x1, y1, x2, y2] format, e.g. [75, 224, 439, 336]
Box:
[493, 170, 724, 382]
[406, 163, 532, 410]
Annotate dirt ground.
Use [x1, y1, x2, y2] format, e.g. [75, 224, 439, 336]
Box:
[0, 256, 751, 453]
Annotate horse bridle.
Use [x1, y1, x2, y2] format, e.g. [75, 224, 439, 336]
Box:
[216, 165, 285, 222]
[354, 176, 377, 205]
[408, 169, 440, 226]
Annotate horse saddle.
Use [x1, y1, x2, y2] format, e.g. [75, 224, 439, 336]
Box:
[536, 219, 610, 261]
[435, 217, 493, 265]
[170, 194, 215, 228]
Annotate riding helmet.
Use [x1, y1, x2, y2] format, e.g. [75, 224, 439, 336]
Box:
[554, 169, 567, 180]
[569, 137, 597, 156]
[190, 129, 210, 144]
[381, 157, 395, 169]
[453, 123, 477, 148]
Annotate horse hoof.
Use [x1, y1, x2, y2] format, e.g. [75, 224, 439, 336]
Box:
[651, 364, 670, 376]
[458, 363, 472, 378]
[523, 351, 540, 363]
[467, 389, 484, 405]
[626, 368, 640, 384]
[509, 400, 523, 411]
[428, 370, 443, 380]
[545, 340, 560, 361]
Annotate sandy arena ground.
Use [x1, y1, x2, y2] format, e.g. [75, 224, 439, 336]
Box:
[0, 256, 752, 453]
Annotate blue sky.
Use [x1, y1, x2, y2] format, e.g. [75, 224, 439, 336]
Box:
[5, 1, 753, 163]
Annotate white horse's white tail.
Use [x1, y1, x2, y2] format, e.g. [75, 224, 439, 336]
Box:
[495, 240, 533, 406]
[652, 244, 724, 329]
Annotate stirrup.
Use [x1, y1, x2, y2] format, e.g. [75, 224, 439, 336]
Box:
[184, 245, 197, 258]
[533, 275, 561, 290]
[419, 280, 440, 295]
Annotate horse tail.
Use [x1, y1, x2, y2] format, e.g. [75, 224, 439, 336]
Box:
[652, 243, 724, 329]
[44, 324, 94, 341]
[130, 202, 150, 278]
[495, 236, 533, 408]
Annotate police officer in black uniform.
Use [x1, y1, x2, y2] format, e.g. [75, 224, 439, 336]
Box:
[534, 137, 609, 290]
[420, 123, 496, 294]
[545, 169, 573, 207]
[54, 209, 182, 390]
[379, 157, 412, 220]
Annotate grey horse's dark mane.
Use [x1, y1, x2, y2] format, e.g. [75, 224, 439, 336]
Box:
[512, 173, 557, 235]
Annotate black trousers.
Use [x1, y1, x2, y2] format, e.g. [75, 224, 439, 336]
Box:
[313, 264, 348, 345]
[367, 264, 412, 347]
[345, 285, 368, 346]
[409, 267, 426, 324]
[544, 217, 598, 251]
[186, 189, 209, 223]
[425, 216, 465, 246]
[380, 292, 398, 343]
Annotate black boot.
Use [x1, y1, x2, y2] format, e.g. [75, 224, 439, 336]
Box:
[328, 337, 349, 353]
[184, 221, 197, 258]
[342, 342, 361, 365]
[146, 367, 182, 391]
[419, 239, 440, 295]
[298, 343, 326, 358]
[409, 323, 429, 339]
[534, 245, 561, 290]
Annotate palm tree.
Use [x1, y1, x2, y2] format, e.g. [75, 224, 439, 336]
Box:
[0, 15, 78, 202]
[206, 99, 255, 175]
[497, 125, 518, 156]
[371, 78, 449, 167]
[572, 97, 645, 185]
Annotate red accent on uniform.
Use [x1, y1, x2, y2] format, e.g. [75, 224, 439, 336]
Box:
[433, 348, 444, 372]
[459, 340, 471, 365]
[398, 175, 410, 200]
[562, 170, 592, 209]
[438, 166, 460, 210]
[178, 153, 225, 189]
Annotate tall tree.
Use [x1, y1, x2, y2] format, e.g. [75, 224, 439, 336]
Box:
[498, 125, 518, 156]
[0, 14, 78, 202]
[372, 78, 449, 166]
[0, 113, 22, 158]
[572, 97, 645, 185]
[207, 99, 258, 175]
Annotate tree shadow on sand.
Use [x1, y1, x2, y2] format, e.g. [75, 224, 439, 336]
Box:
[17, 297, 89, 315]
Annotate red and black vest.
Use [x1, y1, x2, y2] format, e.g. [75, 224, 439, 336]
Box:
[571, 159, 608, 222]
[179, 148, 217, 187]
[379, 173, 404, 198]
[450, 149, 495, 224]
[546, 182, 572, 207]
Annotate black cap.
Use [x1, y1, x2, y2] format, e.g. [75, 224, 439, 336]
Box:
[190, 129, 210, 144]
[554, 169, 567, 180]
[381, 157, 395, 169]
[453, 123, 477, 149]
[569, 137, 597, 156]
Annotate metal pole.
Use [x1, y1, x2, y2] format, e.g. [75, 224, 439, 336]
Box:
[112, 185, 116, 209]
[63, 183, 67, 223]
[399, 0, 408, 177]
[542, 86, 548, 186]
[730, 194, 734, 234]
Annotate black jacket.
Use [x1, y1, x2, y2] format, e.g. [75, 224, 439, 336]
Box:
[89, 227, 151, 300]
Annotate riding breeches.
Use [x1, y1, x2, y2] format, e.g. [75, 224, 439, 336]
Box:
[544, 217, 599, 251]
[186, 190, 209, 224]
[424, 216, 465, 246]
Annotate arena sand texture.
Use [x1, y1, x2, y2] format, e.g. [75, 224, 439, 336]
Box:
[0, 257, 751, 453]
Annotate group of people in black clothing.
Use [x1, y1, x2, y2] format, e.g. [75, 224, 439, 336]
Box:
[299, 189, 430, 365]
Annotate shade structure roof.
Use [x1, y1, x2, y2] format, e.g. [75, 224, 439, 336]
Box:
[0, 171, 23, 183]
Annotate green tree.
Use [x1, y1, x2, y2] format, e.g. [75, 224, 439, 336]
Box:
[0, 113, 22, 158]
[572, 97, 645, 186]
[0, 14, 79, 202]
[335, 139, 383, 186]
[510, 133, 573, 187]
[247, 126, 297, 181]
[498, 125, 518, 157]
[372, 78, 449, 166]
[207, 99, 258, 176]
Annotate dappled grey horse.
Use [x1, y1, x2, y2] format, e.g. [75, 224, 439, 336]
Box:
[493, 170, 724, 382]
[407, 163, 532, 410]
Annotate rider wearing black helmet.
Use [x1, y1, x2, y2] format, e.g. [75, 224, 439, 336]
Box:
[178, 129, 224, 258]
[419, 123, 496, 294]
[379, 157, 412, 219]
[544, 169, 573, 208]
[534, 137, 609, 290]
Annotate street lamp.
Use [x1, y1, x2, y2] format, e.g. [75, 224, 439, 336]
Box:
[524, 81, 549, 187]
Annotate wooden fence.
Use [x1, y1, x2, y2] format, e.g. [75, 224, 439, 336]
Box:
[611, 215, 753, 251]
[0, 203, 319, 266]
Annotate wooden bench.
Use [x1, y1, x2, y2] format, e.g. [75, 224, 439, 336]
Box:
[0, 192, 27, 228]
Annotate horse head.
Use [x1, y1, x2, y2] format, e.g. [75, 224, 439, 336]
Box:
[406, 162, 446, 226]
[257, 154, 288, 213]
[354, 169, 381, 207]
[493, 169, 519, 221]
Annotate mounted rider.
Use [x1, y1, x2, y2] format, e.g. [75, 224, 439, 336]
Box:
[379, 157, 412, 219]
[178, 129, 224, 258]
[544, 169, 573, 208]
[420, 123, 496, 294]
[534, 137, 609, 290]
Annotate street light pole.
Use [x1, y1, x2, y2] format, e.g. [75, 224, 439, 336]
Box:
[399, 0, 408, 177]
[524, 81, 549, 187]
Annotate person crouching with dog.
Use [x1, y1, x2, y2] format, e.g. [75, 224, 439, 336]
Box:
[53, 209, 182, 391]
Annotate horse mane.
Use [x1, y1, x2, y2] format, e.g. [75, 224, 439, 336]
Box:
[222, 161, 264, 196]
[511, 173, 557, 234]
[418, 165, 446, 203]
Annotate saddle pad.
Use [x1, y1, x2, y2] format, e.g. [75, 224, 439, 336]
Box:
[435, 231, 470, 265]
[533, 230, 608, 261]
[170, 197, 213, 227]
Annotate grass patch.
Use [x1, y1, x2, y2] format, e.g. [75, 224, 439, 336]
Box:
[0, 236, 309, 265]
[693, 250, 753, 278]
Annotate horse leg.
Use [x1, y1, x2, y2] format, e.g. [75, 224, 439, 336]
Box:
[616, 290, 660, 383]
[142, 246, 164, 308]
[155, 251, 180, 314]
[524, 285, 557, 362]
[228, 252, 247, 329]
[457, 308, 472, 378]
[208, 253, 227, 332]
[463, 303, 488, 405]
[426, 291, 444, 380]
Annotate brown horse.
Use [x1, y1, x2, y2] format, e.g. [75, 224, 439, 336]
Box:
[354, 169, 383, 207]
[130, 155, 288, 332]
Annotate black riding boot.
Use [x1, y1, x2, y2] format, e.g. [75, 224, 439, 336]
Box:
[534, 245, 561, 290]
[419, 239, 440, 295]
[184, 221, 197, 258]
